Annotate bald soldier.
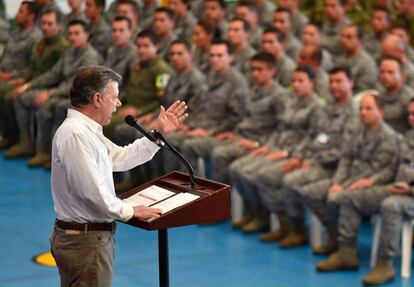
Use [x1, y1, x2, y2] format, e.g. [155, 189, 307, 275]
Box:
[312, 92, 399, 271]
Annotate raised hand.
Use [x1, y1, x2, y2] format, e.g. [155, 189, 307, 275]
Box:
[156, 100, 188, 134]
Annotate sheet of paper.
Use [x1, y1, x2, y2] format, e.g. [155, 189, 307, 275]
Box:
[151, 193, 200, 214]
[122, 185, 175, 206]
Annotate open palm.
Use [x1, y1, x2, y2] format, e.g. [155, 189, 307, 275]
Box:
[156, 100, 188, 134]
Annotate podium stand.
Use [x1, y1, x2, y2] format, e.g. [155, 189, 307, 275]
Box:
[119, 171, 231, 287]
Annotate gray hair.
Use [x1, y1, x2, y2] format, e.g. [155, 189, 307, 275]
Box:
[70, 66, 121, 108]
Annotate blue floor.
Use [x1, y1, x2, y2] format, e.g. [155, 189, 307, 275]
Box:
[1, 155, 414, 287]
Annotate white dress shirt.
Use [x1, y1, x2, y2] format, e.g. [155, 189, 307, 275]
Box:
[51, 109, 160, 223]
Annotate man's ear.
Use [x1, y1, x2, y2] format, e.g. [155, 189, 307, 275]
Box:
[92, 92, 101, 107]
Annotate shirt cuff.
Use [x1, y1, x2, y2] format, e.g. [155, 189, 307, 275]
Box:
[120, 202, 134, 222]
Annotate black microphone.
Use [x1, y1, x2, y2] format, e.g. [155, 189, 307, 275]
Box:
[124, 115, 161, 145]
[124, 115, 198, 189]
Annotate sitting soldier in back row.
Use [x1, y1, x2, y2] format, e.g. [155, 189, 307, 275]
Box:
[211, 52, 287, 209]
[363, 99, 414, 285]
[159, 40, 207, 175]
[377, 56, 414, 134]
[226, 17, 256, 79]
[85, 0, 112, 57]
[0, 8, 68, 149]
[280, 67, 358, 249]
[0, 1, 41, 83]
[179, 39, 249, 175]
[334, 24, 378, 93]
[5, 19, 102, 168]
[229, 66, 324, 234]
[115, 39, 206, 191]
[312, 92, 399, 272]
[105, 16, 137, 87]
[261, 27, 296, 88]
[104, 29, 172, 145]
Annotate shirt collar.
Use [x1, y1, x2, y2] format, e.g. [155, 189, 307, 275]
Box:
[67, 108, 103, 134]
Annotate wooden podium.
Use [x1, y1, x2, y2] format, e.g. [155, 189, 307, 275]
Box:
[119, 171, 231, 287]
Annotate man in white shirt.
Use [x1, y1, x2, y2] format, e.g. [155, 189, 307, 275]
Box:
[50, 65, 187, 287]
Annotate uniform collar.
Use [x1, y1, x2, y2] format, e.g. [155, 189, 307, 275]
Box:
[67, 108, 103, 134]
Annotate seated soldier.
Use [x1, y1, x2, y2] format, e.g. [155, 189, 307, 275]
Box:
[85, 0, 112, 57]
[377, 56, 414, 134]
[5, 19, 102, 168]
[226, 18, 256, 79]
[317, 101, 414, 286]
[0, 8, 68, 149]
[229, 66, 324, 234]
[192, 21, 215, 75]
[179, 39, 248, 176]
[334, 24, 378, 93]
[105, 16, 136, 87]
[261, 27, 296, 88]
[280, 67, 358, 248]
[152, 7, 176, 61]
[314, 92, 399, 271]
[169, 0, 196, 41]
[271, 8, 302, 60]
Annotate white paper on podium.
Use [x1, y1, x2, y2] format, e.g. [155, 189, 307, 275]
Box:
[122, 185, 175, 206]
[151, 192, 200, 214]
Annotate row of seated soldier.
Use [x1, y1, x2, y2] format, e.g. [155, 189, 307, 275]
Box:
[1, 0, 414, 285]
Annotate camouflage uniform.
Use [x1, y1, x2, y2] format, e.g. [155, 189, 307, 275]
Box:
[334, 49, 378, 93]
[104, 42, 137, 89]
[0, 26, 42, 76]
[321, 17, 351, 57]
[303, 122, 399, 232]
[14, 44, 102, 153]
[89, 18, 112, 58]
[283, 98, 358, 226]
[212, 81, 287, 184]
[174, 12, 197, 41]
[338, 130, 414, 251]
[0, 34, 68, 143]
[379, 85, 414, 134]
[232, 45, 256, 79]
[180, 68, 249, 173]
[230, 92, 324, 216]
[275, 53, 296, 88]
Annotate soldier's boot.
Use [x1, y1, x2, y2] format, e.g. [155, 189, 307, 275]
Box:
[232, 216, 253, 229]
[316, 246, 359, 272]
[4, 132, 34, 158]
[28, 151, 51, 167]
[260, 214, 291, 242]
[242, 208, 269, 233]
[279, 223, 308, 248]
[362, 257, 395, 285]
[313, 225, 338, 255]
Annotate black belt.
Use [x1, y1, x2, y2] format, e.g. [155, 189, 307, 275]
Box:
[55, 219, 116, 232]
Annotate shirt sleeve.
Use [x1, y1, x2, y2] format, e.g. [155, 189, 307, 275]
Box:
[58, 132, 135, 222]
[101, 135, 160, 172]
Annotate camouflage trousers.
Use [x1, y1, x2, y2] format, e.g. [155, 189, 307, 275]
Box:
[379, 195, 414, 258]
[181, 136, 230, 176]
[337, 186, 389, 247]
[211, 141, 250, 184]
[283, 164, 335, 225]
[229, 155, 287, 216]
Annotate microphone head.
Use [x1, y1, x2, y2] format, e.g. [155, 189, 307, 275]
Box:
[124, 115, 136, 127]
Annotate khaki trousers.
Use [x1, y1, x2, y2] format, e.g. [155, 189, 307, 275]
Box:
[50, 226, 115, 287]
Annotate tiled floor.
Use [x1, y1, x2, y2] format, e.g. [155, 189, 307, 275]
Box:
[1, 155, 413, 287]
